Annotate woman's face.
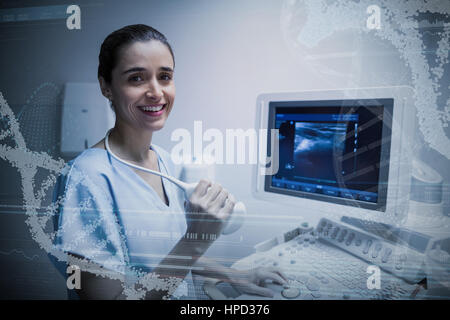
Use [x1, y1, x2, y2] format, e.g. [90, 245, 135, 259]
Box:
[103, 40, 175, 132]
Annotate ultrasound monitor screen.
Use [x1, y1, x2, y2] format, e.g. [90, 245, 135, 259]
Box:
[265, 99, 393, 211]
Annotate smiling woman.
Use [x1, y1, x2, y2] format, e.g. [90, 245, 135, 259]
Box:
[52, 24, 287, 300]
[95, 25, 178, 212]
[98, 27, 176, 134]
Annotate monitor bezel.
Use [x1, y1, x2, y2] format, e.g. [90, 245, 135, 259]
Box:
[265, 98, 393, 212]
[253, 87, 415, 225]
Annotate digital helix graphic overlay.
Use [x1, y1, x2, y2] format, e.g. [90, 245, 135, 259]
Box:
[281, 0, 450, 159]
[0, 0, 449, 301]
[0, 91, 189, 299]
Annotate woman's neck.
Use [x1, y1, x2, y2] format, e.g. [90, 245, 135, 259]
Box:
[109, 123, 154, 165]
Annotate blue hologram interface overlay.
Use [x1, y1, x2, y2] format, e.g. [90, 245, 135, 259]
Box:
[266, 99, 393, 211]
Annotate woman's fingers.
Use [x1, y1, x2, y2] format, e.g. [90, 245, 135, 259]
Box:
[227, 194, 236, 205]
[221, 198, 235, 213]
[209, 189, 228, 211]
[217, 197, 235, 222]
[188, 180, 237, 231]
[219, 194, 235, 213]
[258, 270, 287, 286]
[190, 180, 237, 214]
[242, 283, 274, 298]
[265, 267, 289, 283]
[192, 180, 211, 198]
[203, 183, 222, 203]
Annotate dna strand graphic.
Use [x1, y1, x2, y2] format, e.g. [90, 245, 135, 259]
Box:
[281, 0, 450, 160]
[0, 91, 185, 299]
[0, 90, 68, 263]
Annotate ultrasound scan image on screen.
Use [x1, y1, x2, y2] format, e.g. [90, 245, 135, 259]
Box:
[294, 122, 348, 182]
[265, 99, 393, 211]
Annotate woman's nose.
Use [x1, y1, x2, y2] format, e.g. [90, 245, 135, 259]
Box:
[146, 80, 163, 100]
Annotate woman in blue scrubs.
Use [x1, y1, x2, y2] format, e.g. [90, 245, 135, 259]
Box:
[53, 24, 287, 299]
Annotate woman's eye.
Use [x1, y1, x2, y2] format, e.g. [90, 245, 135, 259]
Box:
[130, 75, 143, 82]
[160, 73, 172, 81]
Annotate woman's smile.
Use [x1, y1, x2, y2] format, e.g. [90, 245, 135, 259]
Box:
[137, 103, 167, 117]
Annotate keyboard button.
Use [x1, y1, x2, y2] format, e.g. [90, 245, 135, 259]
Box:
[363, 240, 373, 254]
[281, 287, 301, 299]
[306, 279, 320, 291]
[338, 229, 348, 242]
[331, 227, 340, 239]
[372, 250, 379, 259]
[372, 243, 383, 258]
[346, 233, 355, 246]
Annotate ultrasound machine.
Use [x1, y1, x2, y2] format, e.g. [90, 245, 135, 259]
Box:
[201, 86, 445, 300]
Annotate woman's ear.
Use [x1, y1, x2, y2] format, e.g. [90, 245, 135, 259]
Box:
[98, 76, 113, 100]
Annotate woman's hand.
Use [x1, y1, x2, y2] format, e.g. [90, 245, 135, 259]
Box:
[184, 179, 236, 242]
[228, 267, 289, 298]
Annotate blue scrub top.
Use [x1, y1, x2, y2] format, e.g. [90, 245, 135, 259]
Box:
[52, 144, 191, 298]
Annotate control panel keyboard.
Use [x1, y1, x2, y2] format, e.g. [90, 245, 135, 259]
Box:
[316, 218, 426, 284]
[205, 219, 427, 300]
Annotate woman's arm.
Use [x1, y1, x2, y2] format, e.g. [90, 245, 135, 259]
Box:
[73, 179, 235, 299]
[72, 234, 214, 300]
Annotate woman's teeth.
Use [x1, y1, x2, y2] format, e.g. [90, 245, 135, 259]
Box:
[141, 105, 164, 112]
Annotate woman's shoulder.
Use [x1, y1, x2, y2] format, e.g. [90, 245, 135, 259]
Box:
[54, 148, 113, 202]
[67, 148, 112, 177]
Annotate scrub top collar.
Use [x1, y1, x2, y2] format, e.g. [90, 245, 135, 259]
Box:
[101, 144, 174, 211]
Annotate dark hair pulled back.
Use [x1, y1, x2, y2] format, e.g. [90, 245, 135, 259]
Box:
[98, 24, 175, 84]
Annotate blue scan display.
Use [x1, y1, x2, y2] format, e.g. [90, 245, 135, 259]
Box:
[266, 99, 393, 212]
